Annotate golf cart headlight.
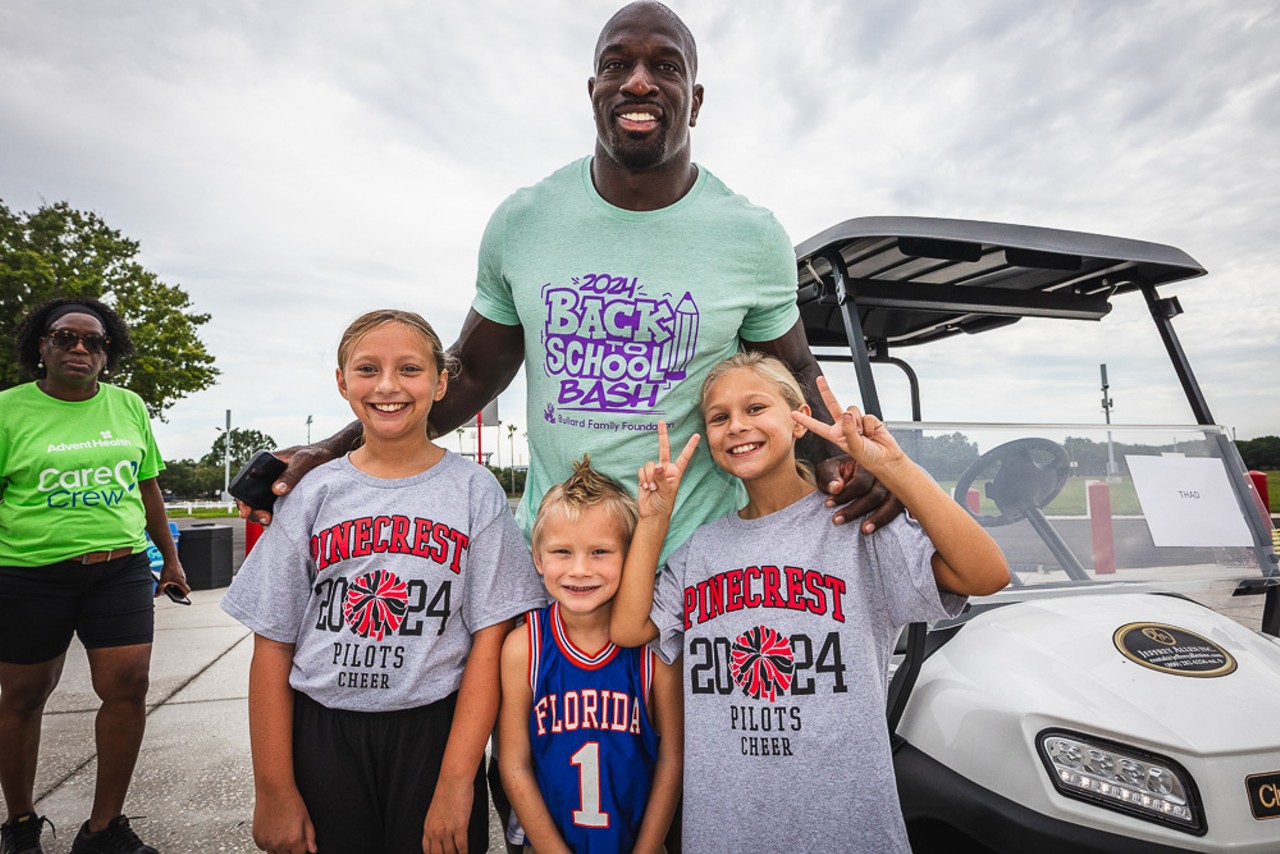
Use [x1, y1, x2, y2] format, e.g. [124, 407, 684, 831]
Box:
[1037, 730, 1205, 835]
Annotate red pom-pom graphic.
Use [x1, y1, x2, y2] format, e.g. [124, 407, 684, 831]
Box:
[730, 625, 795, 702]
[343, 569, 409, 641]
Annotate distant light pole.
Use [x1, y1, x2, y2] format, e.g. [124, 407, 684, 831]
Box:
[306, 414, 313, 444]
[220, 409, 232, 500]
[1100, 364, 1117, 477]
[507, 423, 518, 494]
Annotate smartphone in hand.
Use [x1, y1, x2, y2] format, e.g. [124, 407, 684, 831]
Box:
[229, 450, 288, 512]
[153, 571, 192, 605]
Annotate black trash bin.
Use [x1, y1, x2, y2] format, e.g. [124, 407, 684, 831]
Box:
[179, 523, 233, 590]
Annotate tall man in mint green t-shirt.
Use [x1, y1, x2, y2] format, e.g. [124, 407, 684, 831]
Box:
[263, 1, 900, 558]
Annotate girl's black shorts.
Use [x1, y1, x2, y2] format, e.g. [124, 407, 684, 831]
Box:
[292, 690, 490, 853]
[0, 551, 154, 665]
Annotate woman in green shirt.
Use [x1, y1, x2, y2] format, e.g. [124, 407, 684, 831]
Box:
[0, 297, 188, 854]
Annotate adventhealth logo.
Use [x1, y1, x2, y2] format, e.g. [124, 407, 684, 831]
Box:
[46, 437, 133, 452]
[38, 459, 139, 508]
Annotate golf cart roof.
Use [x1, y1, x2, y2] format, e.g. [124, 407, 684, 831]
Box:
[796, 216, 1206, 349]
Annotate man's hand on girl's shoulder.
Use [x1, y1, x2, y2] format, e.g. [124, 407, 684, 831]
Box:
[816, 458, 906, 533]
[235, 445, 321, 525]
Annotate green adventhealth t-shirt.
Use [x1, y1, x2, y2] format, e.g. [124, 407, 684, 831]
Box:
[473, 158, 800, 563]
[0, 382, 164, 567]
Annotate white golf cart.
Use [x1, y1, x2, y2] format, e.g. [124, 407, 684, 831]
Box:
[795, 218, 1280, 852]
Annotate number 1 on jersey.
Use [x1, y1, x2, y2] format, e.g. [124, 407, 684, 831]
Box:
[570, 742, 610, 828]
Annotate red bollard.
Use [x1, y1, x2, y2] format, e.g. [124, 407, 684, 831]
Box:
[245, 519, 265, 555]
[1246, 471, 1276, 540]
[1248, 471, 1270, 516]
[1088, 481, 1116, 575]
[967, 488, 981, 515]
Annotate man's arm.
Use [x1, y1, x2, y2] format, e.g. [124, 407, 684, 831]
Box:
[745, 320, 906, 532]
[429, 310, 526, 436]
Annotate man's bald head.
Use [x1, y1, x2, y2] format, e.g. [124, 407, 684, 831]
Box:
[594, 1, 698, 81]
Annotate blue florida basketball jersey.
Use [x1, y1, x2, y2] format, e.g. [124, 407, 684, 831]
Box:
[525, 602, 660, 852]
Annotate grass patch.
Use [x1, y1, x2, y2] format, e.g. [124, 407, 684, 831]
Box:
[166, 505, 239, 519]
[1259, 470, 1280, 516]
[941, 477, 1142, 517]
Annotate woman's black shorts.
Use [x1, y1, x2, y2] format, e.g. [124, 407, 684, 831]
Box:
[0, 551, 154, 665]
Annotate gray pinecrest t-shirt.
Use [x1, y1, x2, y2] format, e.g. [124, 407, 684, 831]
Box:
[650, 491, 965, 852]
[222, 452, 546, 712]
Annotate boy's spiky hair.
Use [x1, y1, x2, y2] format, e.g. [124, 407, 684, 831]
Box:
[532, 456, 639, 549]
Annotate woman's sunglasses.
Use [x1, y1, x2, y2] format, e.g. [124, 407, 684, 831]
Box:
[44, 329, 111, 354]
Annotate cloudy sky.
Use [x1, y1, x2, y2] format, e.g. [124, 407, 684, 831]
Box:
[3, 0, 1277, 466]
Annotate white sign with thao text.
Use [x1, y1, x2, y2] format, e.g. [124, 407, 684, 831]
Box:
[1125, 455, 1253, 547]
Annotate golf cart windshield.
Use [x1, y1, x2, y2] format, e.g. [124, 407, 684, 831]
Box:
[795, 216, 1278, 636]
[896, 420, 1271, 606]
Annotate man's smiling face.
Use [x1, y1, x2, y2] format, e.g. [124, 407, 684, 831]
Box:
[589, 2, 703, 172]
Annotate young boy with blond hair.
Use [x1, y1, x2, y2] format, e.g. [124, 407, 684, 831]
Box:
[498, 458, 682, 853]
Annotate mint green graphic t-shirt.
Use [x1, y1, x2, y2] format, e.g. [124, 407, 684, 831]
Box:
[0, 383, 163, 566]
[473, 158, 800, 562]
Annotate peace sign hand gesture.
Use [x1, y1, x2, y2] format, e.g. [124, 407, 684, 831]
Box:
[637, 421, 700, 521]
[791, 377, 905, 477]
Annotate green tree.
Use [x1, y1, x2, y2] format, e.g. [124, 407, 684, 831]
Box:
[913, 432, 981, 481]
[0, 199, 218, 417]
[1064, 437, 1108, 477]
[202, 428, 278, 473]
[487, 466, 527, 497]
[1237, 436, 1280, 470]
[157, 458, 223, 499]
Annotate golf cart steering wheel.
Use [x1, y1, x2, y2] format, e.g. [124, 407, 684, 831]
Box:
[953, 438, 1071, 528]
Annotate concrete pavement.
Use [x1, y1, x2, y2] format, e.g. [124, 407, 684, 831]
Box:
[33, 588, 258, 852]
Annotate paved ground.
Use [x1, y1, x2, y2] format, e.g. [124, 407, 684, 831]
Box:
[23, 515, 1276, 852]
